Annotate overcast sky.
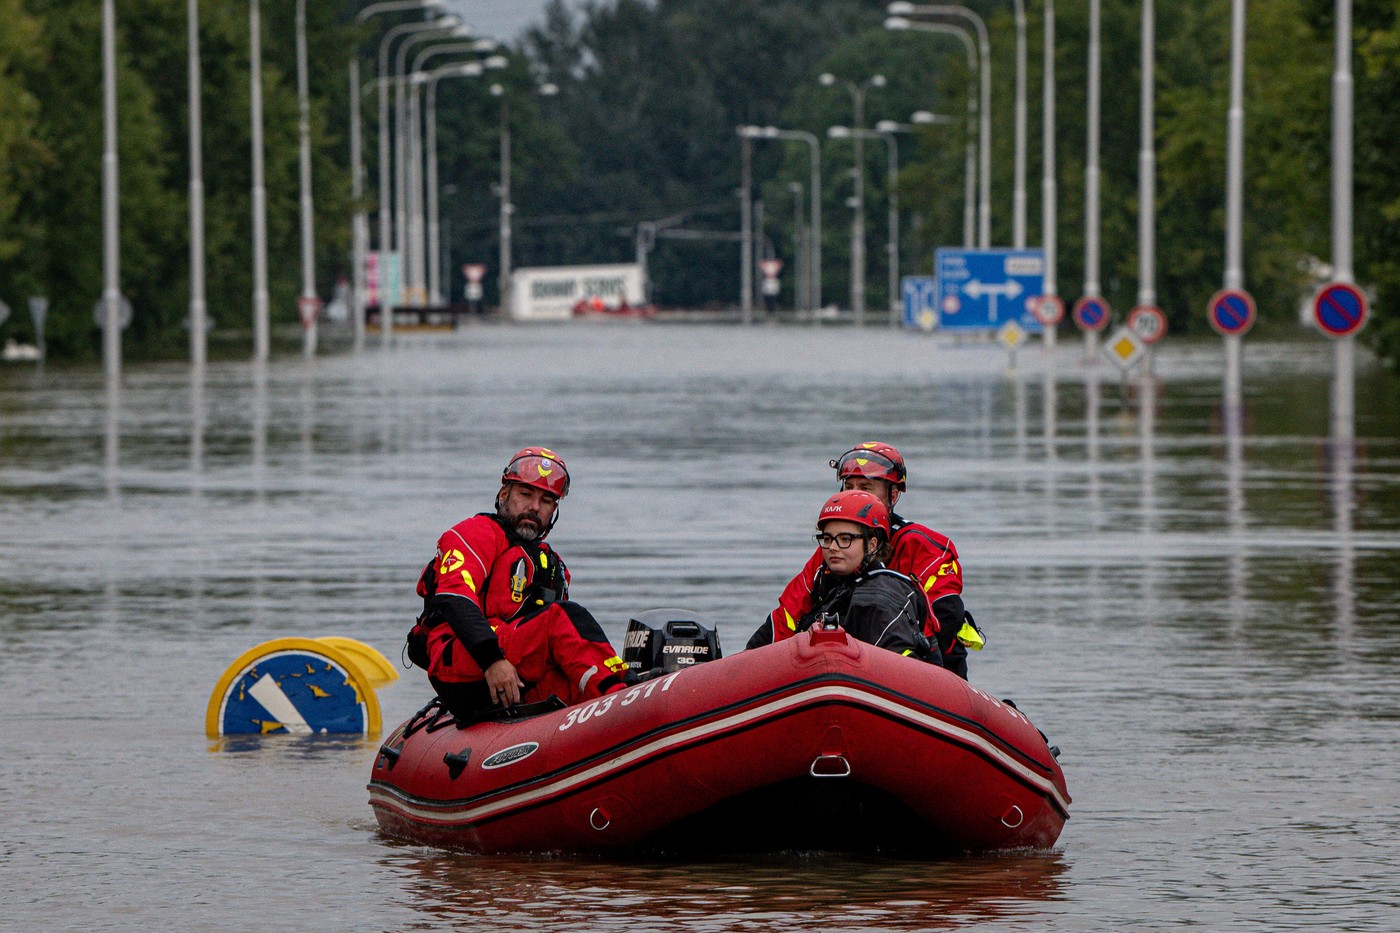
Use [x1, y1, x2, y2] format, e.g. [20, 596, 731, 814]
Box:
[448, 0, 576, 44]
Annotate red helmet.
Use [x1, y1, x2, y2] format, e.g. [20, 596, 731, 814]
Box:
[831, 442, 907, 490]
[501, 447, 570, 498]
[817, 490, 890, 538]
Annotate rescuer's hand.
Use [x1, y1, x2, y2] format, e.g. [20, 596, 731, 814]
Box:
[485, 659, 524, 707]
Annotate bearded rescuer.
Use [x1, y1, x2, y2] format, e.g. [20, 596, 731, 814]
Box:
[407, 447, 632, 718]
[747, 442, 984, 678]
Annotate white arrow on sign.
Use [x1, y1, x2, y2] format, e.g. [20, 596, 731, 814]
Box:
[963, 279, 1023, 323]
[247, 673, 313, 734]
[963, 279, 1024, 300]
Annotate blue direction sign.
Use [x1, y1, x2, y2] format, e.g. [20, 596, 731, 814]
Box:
[934, 248, 1045, 332]
[1311, 282, 1368, 337]
[1072, 296, 1111, 332]
[1208, 288, 1256, 336]
[901, 275, 939, 330]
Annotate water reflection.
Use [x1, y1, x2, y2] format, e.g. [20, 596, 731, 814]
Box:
[1327, 435, 1356, 659]
[384, 846, 1068, 931]
[252, 360, 268, 494]
[190, 361, 206, 483]
[1224, 395, 1247, 641]
[104, 371, 120, 502]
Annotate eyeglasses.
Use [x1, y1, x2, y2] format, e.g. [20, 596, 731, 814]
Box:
[813, 532, 864, 549]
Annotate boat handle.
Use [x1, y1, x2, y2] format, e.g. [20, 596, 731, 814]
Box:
[809, 755, 851, 778]
[589, 808, 611, 831]
[1001, 805, 1024, 828]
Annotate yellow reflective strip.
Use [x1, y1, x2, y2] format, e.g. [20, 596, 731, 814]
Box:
[923, 575, 937, 592]
[901, 649, 914, 657]
[783, 609, 797, 632]
[461, 569, 476, 592]
[540, 553, 549, 568]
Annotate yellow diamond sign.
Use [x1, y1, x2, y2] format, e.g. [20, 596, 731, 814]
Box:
[997, 320, 1029, 350]
[1103, 326, 1146, 371]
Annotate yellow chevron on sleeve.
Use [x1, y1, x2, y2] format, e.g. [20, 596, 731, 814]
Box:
[783, 609, 797, 632]
[461, 569, 476, 592]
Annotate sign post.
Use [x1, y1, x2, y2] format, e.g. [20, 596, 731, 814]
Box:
[462, 263, 487, 314]
[760, 259, 783, 317]
[297, 295, 321, 358]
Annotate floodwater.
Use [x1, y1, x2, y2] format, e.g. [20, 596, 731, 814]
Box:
[2, 323, 1398, 931]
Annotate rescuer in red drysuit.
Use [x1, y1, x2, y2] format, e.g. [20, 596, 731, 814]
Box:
[772, 490, 941, 662]
[409, 447, 632, 717]
[747, 442, 984, 678]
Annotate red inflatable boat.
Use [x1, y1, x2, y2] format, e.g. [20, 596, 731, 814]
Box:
[368, 614, 1070, 855]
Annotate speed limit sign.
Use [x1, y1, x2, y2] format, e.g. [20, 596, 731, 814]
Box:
[1127, 305, 1167, 344]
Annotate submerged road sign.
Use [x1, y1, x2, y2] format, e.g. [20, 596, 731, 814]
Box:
[934, 248, 1045, 332]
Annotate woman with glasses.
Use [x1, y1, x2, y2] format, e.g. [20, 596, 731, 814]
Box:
[748, 441, 981, 678]
[747, 489, 941, 665]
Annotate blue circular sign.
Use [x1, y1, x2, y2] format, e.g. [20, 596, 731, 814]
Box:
[1311, 282, 1368, 337]
[1207, 289, 1255, 336]
[1072, 296, 1110, 332]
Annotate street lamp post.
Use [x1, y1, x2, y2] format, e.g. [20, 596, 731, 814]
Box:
[187, 0, 206, 367]
[418, 60, 487, 306]
[250, 0, 270, 362]
[102, 0, 120, 378]
[409, 44, 503, 306]
[886, 17, 983, 248]
[820, 72, 885, 326]
[1086, 0, 1103, 358]
[492, 82, 513, 317]
[295, 0, 317, 357]
[789, 180, 806, 315]
[492, 80, 559, 318]
[875, 121, 907, 327]
[886, 4, 991, 247]
[395, 23, 468, 306]
[1137, 0, 1156, 314]
[1041, 0, 1059, 349]
[376, 14, 459, 342]
[831, 124, 903, 329]
[738, 126, 822, 320]
[350, 0, 445, 353]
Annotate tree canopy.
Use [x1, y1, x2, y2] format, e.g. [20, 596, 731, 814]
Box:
[0, 0, 1396, 367]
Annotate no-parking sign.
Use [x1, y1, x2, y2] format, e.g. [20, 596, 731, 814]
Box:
[1311, 282, 1367, 337]
[1207, 289, 1255, 336]
[1072, 296, 1111, 332]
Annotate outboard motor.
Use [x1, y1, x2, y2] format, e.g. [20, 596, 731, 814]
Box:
[622, 608, 723, 678]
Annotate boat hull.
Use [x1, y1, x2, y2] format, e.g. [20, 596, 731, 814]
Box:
[368, 628, 1070, 854]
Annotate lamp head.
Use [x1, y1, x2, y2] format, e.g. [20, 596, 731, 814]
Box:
[884, 16, 911, 30]
[870, 74, 887, 88]
[827, 125, 851, 139]
[818, 72, 836, 87]
[887, 1, 916, 14]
